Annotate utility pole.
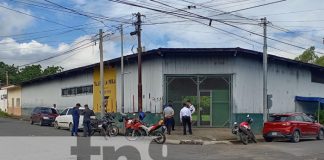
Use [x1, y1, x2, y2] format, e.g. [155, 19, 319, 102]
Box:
[5, 71, 9, 86]
[131, 12, 144, 113]
[99, 29, 105, 118]
[261, 17, 269, 123]
[120, 24, 125, 113]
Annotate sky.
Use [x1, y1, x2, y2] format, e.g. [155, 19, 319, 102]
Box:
[0, 0, 324, 70]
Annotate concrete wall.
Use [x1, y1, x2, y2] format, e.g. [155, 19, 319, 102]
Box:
[0, 89, 7, 112]
[21, 71, 93, 116]
[7, 86, 22, 116]
[116, 57, 163, 113]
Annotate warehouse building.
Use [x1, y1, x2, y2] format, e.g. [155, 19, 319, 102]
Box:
[19, 48, 324, 130]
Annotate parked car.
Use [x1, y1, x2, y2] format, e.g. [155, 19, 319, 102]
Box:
[263, 112, 324, 143]
[54, 107, 84, 131]
[30, 107, 59, 126]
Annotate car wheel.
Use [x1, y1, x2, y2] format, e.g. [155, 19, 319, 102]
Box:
[291, 130, 300, 143]
[69, 123, 73, 132]
[317, 129, 324, 140]
[54, 121, 60, 129]
[264, 137, 273, 142]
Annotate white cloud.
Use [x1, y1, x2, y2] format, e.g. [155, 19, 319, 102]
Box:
[2, 0, 324, 70]
[0, 2, 34, 35]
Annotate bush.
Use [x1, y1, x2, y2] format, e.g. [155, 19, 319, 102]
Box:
[0, 109, 9, 118]
[316, 110, 324, 124]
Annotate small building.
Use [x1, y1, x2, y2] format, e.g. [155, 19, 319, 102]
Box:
[0, 89, 7, 112]
[19, 48, 324, 131]
[2, 85, 22, 116]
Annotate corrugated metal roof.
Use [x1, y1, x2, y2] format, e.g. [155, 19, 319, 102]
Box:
[21, 47, 324, 85]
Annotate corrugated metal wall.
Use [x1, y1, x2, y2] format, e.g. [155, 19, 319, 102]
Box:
[21, 71, 94, 115]
[116, 57, 163, 113]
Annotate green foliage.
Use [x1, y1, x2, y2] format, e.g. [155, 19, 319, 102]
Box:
[0, 62, 63, 86]
[295, 46, 324, 67]
[295, 46, 318, 63]
[0, 109, 9, 118]
[315, 56, 324, 67]
[317, 110, 324, 124]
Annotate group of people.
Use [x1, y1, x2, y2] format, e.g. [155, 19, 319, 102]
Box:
[70, 103, 95, 137]
[163, 100, 196, 135]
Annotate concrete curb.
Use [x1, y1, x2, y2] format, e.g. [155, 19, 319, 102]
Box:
[165, 139, 234, 145]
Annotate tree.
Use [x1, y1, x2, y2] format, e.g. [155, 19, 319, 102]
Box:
[295, 46, 318, 63]
[43, 66, 63, 76]
[0, 61, 64, 86]
[315, 56, 324, 67]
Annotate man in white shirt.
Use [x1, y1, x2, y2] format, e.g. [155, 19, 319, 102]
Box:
[180, 103, 192, 135]
[186, 100, 195, 115]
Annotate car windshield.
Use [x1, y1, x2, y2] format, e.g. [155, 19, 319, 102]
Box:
[40, 108, 58, 114]
[269, 115, 289, 122]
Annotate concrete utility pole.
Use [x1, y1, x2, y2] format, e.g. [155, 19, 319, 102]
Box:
[99, 29, 105, 117]
[5, 71, 9, 86]
[132, 12, 143, 113]
[261, 17, 269, 123]
[120, 24, 125, 113]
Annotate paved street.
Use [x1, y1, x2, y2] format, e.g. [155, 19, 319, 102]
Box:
[1, 117, 324, 160]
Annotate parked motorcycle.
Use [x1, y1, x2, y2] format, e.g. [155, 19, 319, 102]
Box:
[232, 115, 257, 145]
[90, 113, 119, 137]
[119, 113, 166, 144]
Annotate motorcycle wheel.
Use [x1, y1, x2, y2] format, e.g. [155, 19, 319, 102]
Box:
[239, 133, 249, 145]
[125, 129, 141, 141]
[250, 132, 257, 143]
[152, 130, 166, 144]
[108, 125, 119, 137]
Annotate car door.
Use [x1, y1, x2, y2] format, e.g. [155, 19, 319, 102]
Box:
[31, 108, 38, 122]
[57, 109, 68, 128]
[302, 115, 318, 135]
[295, 115, 308, 136]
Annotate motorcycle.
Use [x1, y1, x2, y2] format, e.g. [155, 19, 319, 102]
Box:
[119, 113, 166, 144]
[232, 116, 257, 145]
[90, 113, 119, 137]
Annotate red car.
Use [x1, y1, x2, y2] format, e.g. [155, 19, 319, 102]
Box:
[30, 107, 59, 126]
[263, 113, 324, 143]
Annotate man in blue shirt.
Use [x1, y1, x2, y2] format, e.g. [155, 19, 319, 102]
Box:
[71, 103, 81, 136]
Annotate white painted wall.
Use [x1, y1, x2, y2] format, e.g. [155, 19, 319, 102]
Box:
[116, 58, 163, 113]
[161, 54, 324, 114]
[0, 89, 7, 112]
[21, 71, 93, 112]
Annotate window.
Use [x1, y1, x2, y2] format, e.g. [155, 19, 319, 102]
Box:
[269, 115, 289, 122]
[16, 98, 20, 108]
[302, 115, 313, 122]
[11, 98, 14, 108]
[295, 115, 304, 122]
[60, 109, 68, 115]
[67, 109, 73, 115]
[61, 85, 93, 96]
[311, 71, 324, 84]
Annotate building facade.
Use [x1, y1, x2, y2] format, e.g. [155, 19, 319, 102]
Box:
[0, 89, 7, 112]
[17, 48, 324, 131]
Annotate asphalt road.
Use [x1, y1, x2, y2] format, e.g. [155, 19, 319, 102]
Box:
[1, 117, 324, 160]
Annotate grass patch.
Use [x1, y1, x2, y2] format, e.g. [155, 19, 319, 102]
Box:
[0, 109, 9, 118]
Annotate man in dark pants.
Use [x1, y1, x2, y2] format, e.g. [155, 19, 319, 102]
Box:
[82, 104, 95, 137]
[71, 103, 81, 136]
[180, 103, 192, 135]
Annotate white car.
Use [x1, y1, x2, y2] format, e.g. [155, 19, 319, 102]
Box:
[54, 107, 85, 131]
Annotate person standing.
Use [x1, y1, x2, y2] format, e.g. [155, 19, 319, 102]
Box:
[180, 103, 192, 135]
[71, 103, 81, 136]
[82, 104, 95, 137]
[163, 103, 174, 135]
[186, 100, 196, 115]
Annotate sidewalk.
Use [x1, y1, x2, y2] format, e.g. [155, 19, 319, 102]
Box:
[165, 127, 263, 145]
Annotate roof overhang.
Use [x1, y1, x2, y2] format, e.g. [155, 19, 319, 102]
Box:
[295, 96, 324, 104]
